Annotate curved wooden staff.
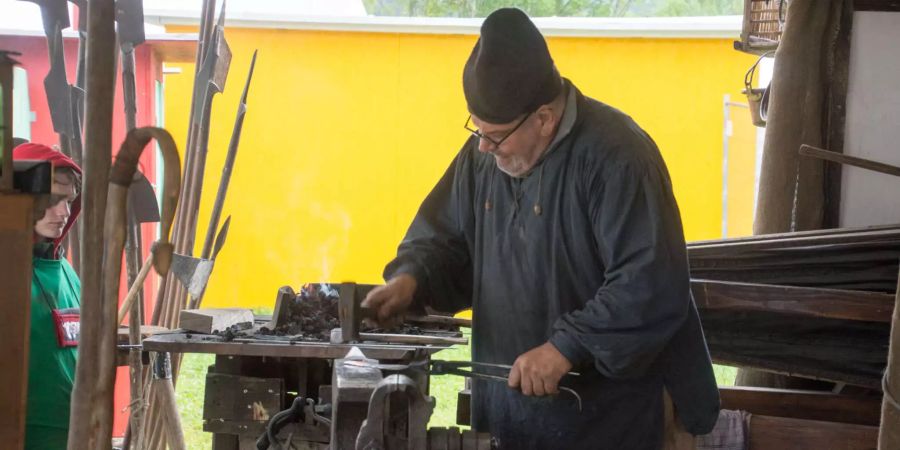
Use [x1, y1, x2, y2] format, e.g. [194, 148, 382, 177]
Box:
[106, 128, 180, 305]
[68, 127, 180, 448]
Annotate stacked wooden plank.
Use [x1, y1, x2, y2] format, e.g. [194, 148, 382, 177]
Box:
[688, 224, 900, 389]
[690, 224, 900, 292]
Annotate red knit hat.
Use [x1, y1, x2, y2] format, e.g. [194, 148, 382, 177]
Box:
[13, 143, 83, 255]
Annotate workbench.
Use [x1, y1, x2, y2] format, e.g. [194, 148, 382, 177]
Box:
[142, 326, 457, 450]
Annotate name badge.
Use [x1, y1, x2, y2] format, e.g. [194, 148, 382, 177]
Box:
[51, 308, 80, 348]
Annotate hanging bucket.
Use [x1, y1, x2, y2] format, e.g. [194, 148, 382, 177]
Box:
[743, 51, 774, 127]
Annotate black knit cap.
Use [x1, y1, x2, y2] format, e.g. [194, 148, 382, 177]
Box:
[463, 8, 562, 124]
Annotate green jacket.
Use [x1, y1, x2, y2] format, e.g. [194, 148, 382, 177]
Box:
[26, 252, 81, 449]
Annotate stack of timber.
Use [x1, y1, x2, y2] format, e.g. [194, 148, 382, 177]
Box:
[688, 224, 900, 389]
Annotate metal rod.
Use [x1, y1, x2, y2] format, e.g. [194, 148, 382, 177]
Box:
[800, 144, 900, 178]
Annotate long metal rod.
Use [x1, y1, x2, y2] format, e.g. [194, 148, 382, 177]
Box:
[800, 144, 900, 178]
[66, 0, 117, 446]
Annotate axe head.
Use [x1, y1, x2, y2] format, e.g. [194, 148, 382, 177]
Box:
[171, 219, 230, 299]
[170, 253, 215, 299]
[115, 0, 145, 48]
[210, 6, 232, 92]
[128, 172, 160, 223]
[67, 0, 87, 33]
[190, 7, 232, 120]
[42, 31, 75, 137]
[20, 0, 71, 32]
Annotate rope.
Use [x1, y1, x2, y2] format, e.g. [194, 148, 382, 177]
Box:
[122, 396, 146, 414]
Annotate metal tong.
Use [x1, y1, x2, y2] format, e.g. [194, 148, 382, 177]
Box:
[428, 360, 583, 412]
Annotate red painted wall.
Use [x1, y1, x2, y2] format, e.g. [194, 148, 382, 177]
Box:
[0, 33, 163, 438]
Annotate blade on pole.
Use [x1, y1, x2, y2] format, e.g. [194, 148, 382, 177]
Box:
[200, 51, 255, 260]
[41, 22, 75, 139]
[115, 0, 146, 49]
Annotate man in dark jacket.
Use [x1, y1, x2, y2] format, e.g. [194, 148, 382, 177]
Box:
[363, 8, 719, 449]
[15, 143, 83, 449]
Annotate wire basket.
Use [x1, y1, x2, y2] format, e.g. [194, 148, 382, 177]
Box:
[735, 0, 788, 55]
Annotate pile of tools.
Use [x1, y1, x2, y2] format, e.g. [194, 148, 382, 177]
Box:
[17, 0, 257, 447]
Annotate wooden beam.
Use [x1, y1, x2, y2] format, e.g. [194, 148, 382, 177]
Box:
[692, 279, 895, 323]
[878, 270, 900, 448]
[67, 0, 119, 446]
[711, 343, 884, 390]
[688, 227, 900, 255]
[688, 223, 900, 247]
[749, 415, 878, 450]
[0, 195, 34, 449]
[202, 373, 283, 423]
[854, 0, 900, 11]
[720, 386, 882, 426]
[822, 0, 853, 229]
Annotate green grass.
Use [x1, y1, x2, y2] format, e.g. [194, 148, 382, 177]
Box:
[714, 364, 738, 386]
[176, 353, 214, 450]
[426, 328, 472, 429]
[175, 327, 737, 448]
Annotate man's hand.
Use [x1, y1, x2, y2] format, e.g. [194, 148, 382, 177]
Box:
[508, 342, 573, 396]
[361, 274, 417, 327]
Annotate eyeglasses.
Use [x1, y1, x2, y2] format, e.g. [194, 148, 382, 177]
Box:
[464, 111, 532, 148]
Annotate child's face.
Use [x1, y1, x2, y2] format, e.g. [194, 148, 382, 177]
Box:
[34, 174, 77, 240]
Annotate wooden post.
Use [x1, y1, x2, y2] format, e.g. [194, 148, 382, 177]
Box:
[67, 0, 117, 447]
[877, 271, 900, 449]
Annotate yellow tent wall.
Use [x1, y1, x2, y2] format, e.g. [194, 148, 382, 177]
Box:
[162, 26, 757, 308]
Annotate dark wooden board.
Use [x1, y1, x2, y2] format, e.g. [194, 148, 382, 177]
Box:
[203, 373, 283, 423]
[749, 415, 878, 450]
[720, 386, 882, 426]
[688, 226, 900, 252]
[689, 243, 900, 292]
[692, 280, 895, 322]
[703, 311, 889, 388]
[854, 0, 900, 11]
[457, 389, 471, 426]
